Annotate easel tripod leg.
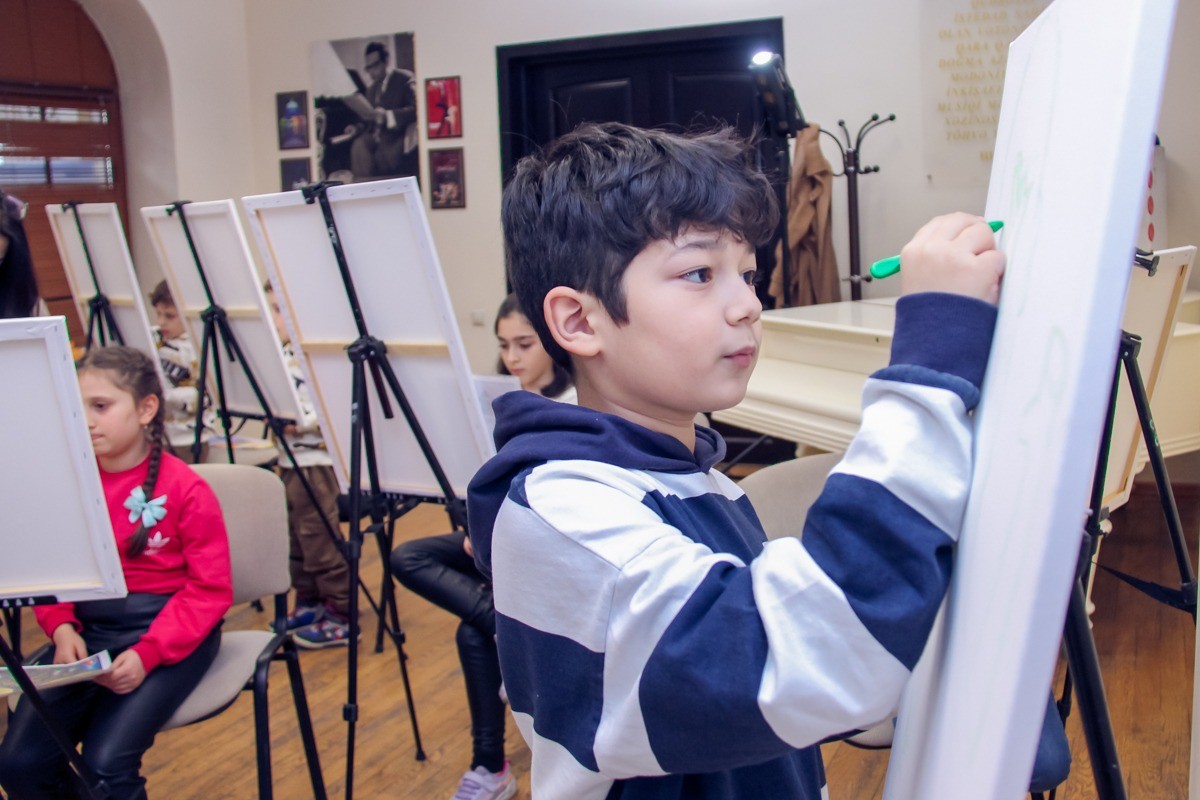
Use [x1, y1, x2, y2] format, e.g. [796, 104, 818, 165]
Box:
[1063, 574, 1127, 800]
[0, 628, 110, 800]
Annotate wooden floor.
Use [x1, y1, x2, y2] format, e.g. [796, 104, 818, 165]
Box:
[2, 482, 1196, 799]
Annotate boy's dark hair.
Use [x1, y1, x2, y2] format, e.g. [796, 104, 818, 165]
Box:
[149, 279, 174, 308]
[501, 122, 779, 365]
[493, 292, 573, 399]
[76, 346, 167, 559]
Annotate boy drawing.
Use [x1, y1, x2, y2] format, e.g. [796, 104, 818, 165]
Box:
[467, 122, 1004, 799]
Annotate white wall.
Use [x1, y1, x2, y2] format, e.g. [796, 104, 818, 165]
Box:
[79, 0, 256, 294]
[86, 0, 1200, 372]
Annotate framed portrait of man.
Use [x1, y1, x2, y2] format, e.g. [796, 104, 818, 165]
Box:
[309, 32, 418, 184]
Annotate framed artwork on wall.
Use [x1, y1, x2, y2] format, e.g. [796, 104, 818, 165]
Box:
[280, 157, 312, 191]
[429, 148, 465, 209]
[425, 76, 462, 139]
[310, 33, 418, 183]
[276, 91, 310, 150]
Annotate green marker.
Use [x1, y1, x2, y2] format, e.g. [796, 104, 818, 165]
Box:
[869, 220, 1005, 280]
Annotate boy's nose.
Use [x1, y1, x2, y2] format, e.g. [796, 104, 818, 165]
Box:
[727, 283, 762, 325]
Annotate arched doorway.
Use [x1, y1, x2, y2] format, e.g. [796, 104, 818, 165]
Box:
[0, 0, 128, 341]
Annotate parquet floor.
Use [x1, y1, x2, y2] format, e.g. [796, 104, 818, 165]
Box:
[2, 482, 1196, 799]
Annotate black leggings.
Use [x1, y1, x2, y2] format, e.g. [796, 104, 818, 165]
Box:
[390, 531, 505, 773]
[0, 594, 221, 800]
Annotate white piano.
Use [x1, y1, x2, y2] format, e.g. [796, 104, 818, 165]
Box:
[716, 252, 1200, 484]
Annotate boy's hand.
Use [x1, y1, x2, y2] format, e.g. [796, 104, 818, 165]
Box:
[899, 213, 1006, 304]
[51, 624, 88, 664]
[94, 650, 146, 695]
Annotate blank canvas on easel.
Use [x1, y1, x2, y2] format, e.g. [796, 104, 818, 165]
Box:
[140, 200, 304, 424]
[45, 202, 169, 392]
[885, 0, 1179, 797]
[240, 177, 493, 497]
[1102, 245, 1195, 510]
[0, 317, 125, 604]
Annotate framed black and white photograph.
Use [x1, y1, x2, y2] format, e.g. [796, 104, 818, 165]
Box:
[280, 157, 312, 191]
[309, 33, 418, 184]
[429, 148, 465, 209]
[275, 90, 309, 150]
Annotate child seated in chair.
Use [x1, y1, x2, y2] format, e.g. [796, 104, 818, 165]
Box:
[149, 280, 204, 460]
[466, 122, 1005, 799]
[0, 346, 231, 800]
[265, 283, 353, 648]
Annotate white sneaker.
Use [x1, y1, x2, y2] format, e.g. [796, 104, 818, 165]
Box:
[451, 762, 516, 800]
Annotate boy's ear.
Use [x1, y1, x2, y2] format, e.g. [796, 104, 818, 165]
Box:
[544, 287, 602, 358]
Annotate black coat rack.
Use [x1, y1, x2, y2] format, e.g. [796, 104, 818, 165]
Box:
[820, 114, 895, 301]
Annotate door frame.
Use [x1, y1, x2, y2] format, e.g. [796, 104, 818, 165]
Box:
[496, 18, 785, 180]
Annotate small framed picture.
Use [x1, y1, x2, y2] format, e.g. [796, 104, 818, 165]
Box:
[425, 76, 462, 139]
[280, 157, 312, 191]
[429, 148, 466, 209]
[276, 91, 310, 150]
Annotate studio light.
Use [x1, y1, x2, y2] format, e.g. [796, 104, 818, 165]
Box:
[748, 51, 807, 137]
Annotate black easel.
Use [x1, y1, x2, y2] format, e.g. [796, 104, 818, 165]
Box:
[163, 200, 389, 626]
[62, 202, 125, 350]
[0, 602, 109, 800]
[819, 115, 895, 301]
[1040, 250, 1197, 800]
[301, 181, 450, 799]
[163, 201, 236, 465]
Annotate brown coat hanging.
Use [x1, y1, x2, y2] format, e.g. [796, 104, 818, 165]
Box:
[768, 124, 841, 307]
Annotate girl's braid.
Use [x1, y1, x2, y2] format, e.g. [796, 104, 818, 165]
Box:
[127, 410, 165, 558]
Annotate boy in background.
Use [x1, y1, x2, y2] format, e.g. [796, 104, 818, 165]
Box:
[149, 280, 201, 458]
[467, 123, 1004, 799]
[265, 283, 352, 648]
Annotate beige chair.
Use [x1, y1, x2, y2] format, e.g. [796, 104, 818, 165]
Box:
[736, 452, 843, 536]
[737, 451, 896, 749]
[163, 463, 327, 799]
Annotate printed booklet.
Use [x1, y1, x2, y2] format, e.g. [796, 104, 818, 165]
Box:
[0, 650, 113, 693]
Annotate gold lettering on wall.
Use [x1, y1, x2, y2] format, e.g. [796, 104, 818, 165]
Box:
[921, 0, 1049, 187]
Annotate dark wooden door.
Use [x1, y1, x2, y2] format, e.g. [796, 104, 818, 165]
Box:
[497, 19, 786, 305]
[499, 19, 783, 173]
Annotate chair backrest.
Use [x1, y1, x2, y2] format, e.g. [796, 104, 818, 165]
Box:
[736, 452, 842, 540]
[190, 464, 291, 605]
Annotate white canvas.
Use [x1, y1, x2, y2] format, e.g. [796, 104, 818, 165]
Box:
[140, 200, 304, 425]
[240, 177, 493, 497]
[0, 317, 126, 604]
[885, 0, 1179, 797]
[45, 202, 169, 392]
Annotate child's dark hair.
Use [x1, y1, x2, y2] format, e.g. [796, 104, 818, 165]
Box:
[149, 279, 174, 308]
[501, 122, 779, 365]
[494, 292, 573, 398]
[77, 346, 167, 558]
[0, 189, 40, 320]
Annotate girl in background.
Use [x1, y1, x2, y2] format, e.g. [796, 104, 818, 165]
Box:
[0, 346, 232, 800]
[494, 292, 574, 404]
[389, 294, 574, 800]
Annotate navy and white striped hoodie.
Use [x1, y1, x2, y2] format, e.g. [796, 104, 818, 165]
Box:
[468, 292, 997, 799]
